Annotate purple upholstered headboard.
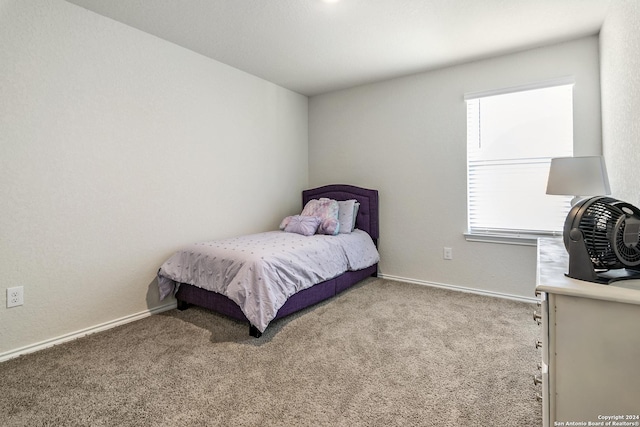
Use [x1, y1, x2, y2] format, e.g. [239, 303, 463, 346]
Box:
[302, 184, 379, 243]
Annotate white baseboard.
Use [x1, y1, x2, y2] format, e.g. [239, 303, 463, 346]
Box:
[378, 273, 539, 304]
[0, 302, 177, 363]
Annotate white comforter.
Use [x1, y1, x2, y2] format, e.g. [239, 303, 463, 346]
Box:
[157, 229, 379, 332]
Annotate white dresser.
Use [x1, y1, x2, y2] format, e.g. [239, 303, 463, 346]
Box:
[535, 237, 640, 427]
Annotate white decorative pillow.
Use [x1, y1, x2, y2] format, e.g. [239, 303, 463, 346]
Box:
[283, 215, 322, 236]
[300, 198, 340, 235]
[337, 200, 357, 234]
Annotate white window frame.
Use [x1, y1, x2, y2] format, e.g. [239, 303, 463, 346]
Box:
[464, 77, 575, 246]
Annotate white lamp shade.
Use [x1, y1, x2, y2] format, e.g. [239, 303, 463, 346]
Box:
[546, 156, 611, 196]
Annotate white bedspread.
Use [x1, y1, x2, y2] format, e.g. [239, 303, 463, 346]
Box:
[157, 229, 379, 332]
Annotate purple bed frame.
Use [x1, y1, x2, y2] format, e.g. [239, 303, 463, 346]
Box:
[175, 184, 379, 337]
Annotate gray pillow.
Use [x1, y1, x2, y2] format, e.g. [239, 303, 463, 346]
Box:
[338, 200, 358, 234]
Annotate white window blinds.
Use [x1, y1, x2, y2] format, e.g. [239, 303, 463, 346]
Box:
[466, 82, 574, 236]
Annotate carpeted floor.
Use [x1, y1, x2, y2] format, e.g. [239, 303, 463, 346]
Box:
[0, 278, 542, 426]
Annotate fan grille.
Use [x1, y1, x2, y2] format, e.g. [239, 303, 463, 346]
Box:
[576, 197, 624, 269]
[614, 224, 640, 265]
[611, 201, 640, 266]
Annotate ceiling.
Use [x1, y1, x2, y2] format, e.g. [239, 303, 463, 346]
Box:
[65, 0, 612, 96]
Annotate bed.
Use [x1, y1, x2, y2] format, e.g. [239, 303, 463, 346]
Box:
[157, 184, 379, 337]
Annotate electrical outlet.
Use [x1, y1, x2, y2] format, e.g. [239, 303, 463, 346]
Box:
[443, 247, 453, 260]
[7, 286, 24, 308]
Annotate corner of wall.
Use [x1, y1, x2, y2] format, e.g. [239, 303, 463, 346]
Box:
[599, 0, 640, 206]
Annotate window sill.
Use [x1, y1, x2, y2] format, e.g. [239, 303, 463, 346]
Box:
[463, 232, 551, 246]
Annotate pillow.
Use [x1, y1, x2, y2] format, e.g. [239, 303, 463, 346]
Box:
[279, 216, 292, 230]
[283, 215, 321, 236]
[319, 217, 340, 235]
[301, 198, 340, 235]
[280, 214, 338, 234]
[337, 200, 358, 234]
[352, 202, 360, 230]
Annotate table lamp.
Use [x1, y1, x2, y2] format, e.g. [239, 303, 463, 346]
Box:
[546, 156, 611, 205]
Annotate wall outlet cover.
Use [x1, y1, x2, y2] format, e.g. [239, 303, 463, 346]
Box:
[7, 286, 24, 308]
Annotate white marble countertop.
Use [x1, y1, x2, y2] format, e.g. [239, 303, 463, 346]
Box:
[536, 237, 640, 305]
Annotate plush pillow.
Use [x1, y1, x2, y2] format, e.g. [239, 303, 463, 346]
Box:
[337, 200, 358, 234]
[283, 215, 321, 236]
[301, 198, 340, 235]
[319, 217, 340, 235]
[279, 216, 293, 230]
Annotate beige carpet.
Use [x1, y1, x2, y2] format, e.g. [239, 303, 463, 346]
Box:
[0, 278, 542, 426]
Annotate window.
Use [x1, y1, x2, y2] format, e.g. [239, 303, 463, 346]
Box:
[465, 79, 574, 243]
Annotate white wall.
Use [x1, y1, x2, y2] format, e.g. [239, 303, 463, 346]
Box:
[600, 0, 640, 207]
[309, 37, 602, 299]
[0, 0, 308, 357]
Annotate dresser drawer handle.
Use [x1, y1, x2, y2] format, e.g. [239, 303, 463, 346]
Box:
[536, 393, 543, 402]
[533, 311, 542, 325]
[533, 375, 542, 386]
[535, 338, 543, 349]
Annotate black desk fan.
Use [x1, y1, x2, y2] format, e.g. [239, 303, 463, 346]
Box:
[564, 196, 640, 284]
